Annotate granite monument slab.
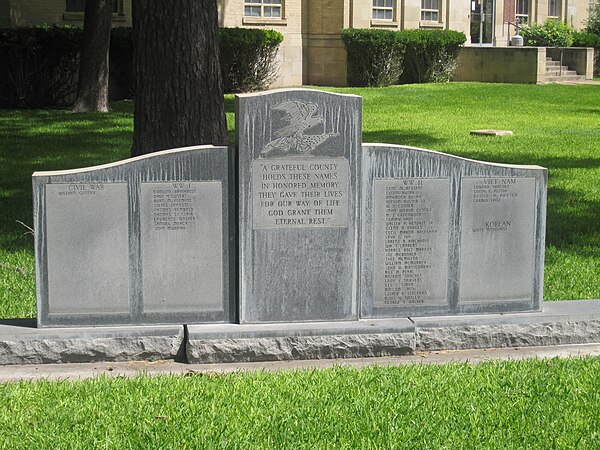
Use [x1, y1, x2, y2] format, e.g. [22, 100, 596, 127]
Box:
[236, 89, 362, 323]
[34, 145, 234, 327]
[361, 144, 546, 317]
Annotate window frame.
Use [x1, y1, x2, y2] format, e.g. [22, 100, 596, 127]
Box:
[547, 0, 561, 19]
[372, 0, 395, 21]
[420, 0, 441, 22]
[515, 0, 529, 24]
[244, 0, 283, 19]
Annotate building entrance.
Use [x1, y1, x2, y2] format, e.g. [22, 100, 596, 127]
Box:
[470, 0, 495, 45]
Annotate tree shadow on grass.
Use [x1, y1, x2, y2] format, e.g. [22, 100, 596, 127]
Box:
[2, 106, 599, 260]
[0, 108, 133, 252]
[545, 186, 600, 255]
[362, 130, 445, 149]
[224, 96, 235, 114]
[455, 149, 600, 170]
[0, 318, 36, 329]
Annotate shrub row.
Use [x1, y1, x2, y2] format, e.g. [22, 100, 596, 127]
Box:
[584, 3, 600, 75]
[341, 28, 466, 87]
[520, 19, 574, 47]
[401, 30, 466, 84]
[0, 26, 284, 107]
[0, 25, 81, 107]
[220, 27, 283, 93]
[572, 31, 600, 75]
[341, 29, 406, 87]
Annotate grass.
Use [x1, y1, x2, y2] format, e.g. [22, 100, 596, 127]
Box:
[0, 86, 599, 447]
[0, 83, 599, 317]
[0, 358, 599, 448]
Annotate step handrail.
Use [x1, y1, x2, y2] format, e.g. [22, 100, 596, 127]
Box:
[507, 21, 522, 35]
[506, 21, 521, 46]
[506, 22, 572, 79]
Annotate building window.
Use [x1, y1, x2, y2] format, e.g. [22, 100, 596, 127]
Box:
[516, 0, 529, 23]
[66, 0, 122, 13]
[372, 0, 394, 20]
[244, 0, 282, 18]
[548, 0, 561, 18]
[421, 0, 440, 21]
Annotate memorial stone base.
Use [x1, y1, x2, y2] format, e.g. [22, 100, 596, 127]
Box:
[1, 300, 599, 365]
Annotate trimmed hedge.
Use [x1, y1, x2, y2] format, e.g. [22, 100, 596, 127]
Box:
[0, 25, 283, 107]
[342, 28, 466, 87]
[219, 27, 283, 93]
[106, 27, 284, 96]
[341, 28, 406, 87]
[0, 25, 81, 107]
[109, 27, 134, 99]
[400, 29, 466, 84]
[572, 31, 600, 75]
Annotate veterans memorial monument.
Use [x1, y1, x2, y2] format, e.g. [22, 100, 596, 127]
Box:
[33, 88, 546, 326]
[12, 87, 588, 366]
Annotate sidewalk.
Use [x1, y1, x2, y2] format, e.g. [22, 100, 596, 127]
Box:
[1, 343, 599, 383]
[554, 79, 600, 85]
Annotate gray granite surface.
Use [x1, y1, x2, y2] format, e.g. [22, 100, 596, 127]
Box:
[1, 301, 599, 365]
[413, 300, 600, 350]
[186, 318, 415, 362]
[0, 319, 184, 364]
[33, 146, 233, 327]
[361, 144, 547, 317]
[236, 89, 362, 323]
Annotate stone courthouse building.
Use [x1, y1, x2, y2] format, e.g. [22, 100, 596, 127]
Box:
[0, 0, 593, 86]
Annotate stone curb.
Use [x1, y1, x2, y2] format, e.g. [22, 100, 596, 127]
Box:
[1, 300, 599, 365]
[413, 300, 600, 351]
[0, 320, 185, 365]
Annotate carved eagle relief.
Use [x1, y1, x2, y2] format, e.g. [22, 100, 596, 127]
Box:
[260, 100, 339, 157]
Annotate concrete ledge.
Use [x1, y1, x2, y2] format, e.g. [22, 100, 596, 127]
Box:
[186, 319, 416, 363]
[413, 300, 600, 351]
[1, 301, 599, 365]
[0, 319, 185, 365]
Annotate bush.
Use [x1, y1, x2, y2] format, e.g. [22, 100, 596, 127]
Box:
[0, 25, 82, 107]
[109, 27, 134, 99]
[107, 27, 284, 97]
[400, 29, 466, 84]
[521, 19, 574, 47]
[0, 25, 284, 107]
[586, 1, 600, 36]
[341, 29, 465, 86]
[219, 27, 283, 93]
[341, 28, 407, 87]
[572, 31, 600, 75]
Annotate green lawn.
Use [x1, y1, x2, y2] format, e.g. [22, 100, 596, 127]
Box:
[0, 83, 599, 448]
[0, 358, 599, 449]
[0, 83, 599, 318]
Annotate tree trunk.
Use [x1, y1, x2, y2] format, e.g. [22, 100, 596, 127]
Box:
[72, 0, 112, 113]
[131, 0, 227, 156]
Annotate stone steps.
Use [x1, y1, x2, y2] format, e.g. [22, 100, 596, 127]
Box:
[546, 75, 587, 82]
[545, 57, 585, 82]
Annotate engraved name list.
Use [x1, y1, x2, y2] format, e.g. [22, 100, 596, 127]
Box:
[373, 178, 450, 307]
